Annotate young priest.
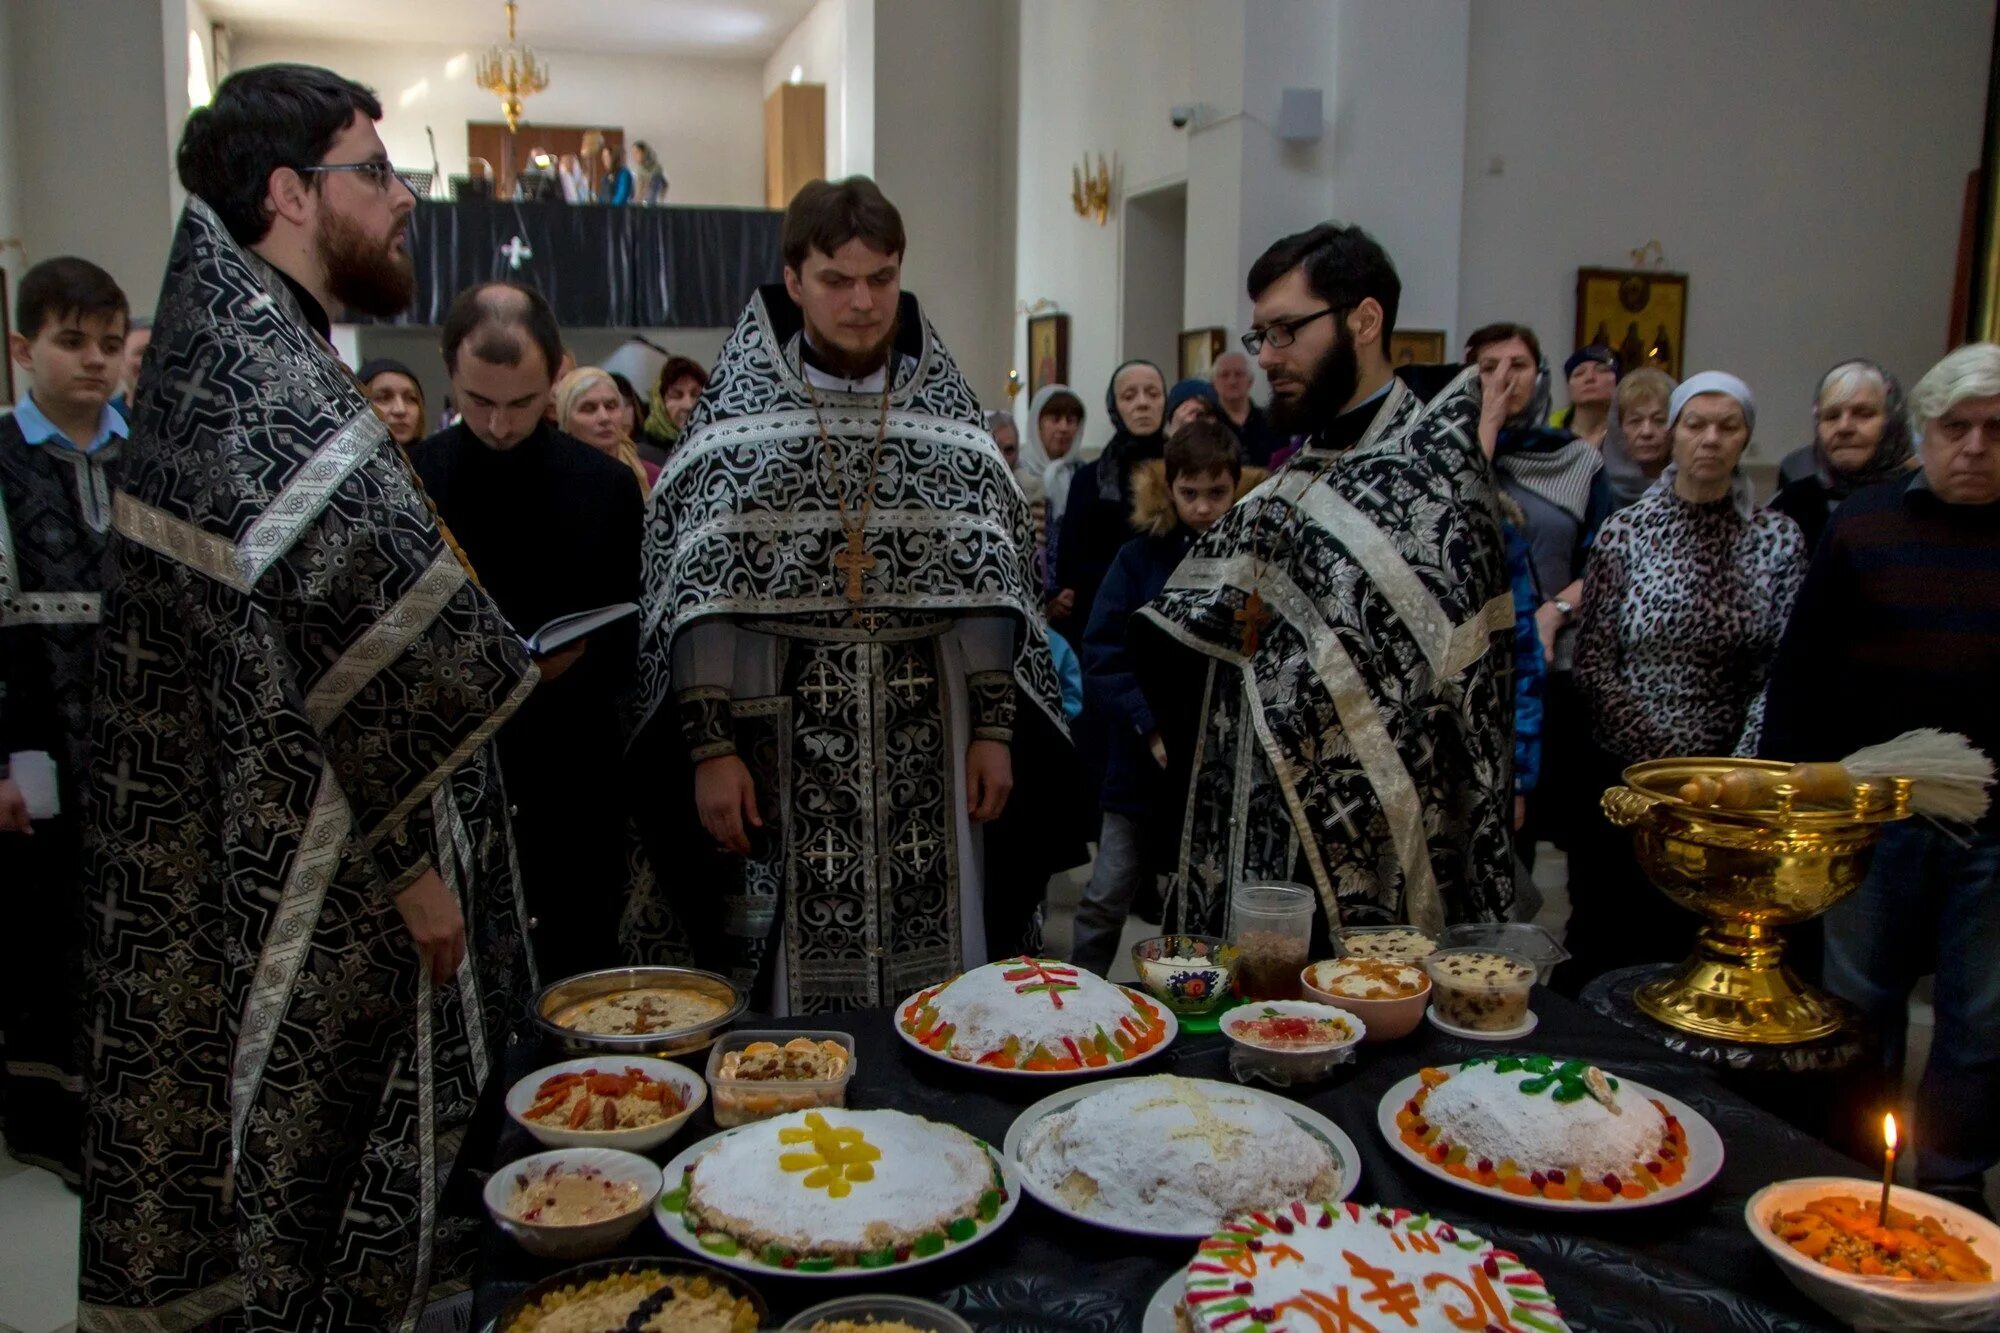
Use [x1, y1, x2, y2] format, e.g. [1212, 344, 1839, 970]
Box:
[0, 256, 130, 1180]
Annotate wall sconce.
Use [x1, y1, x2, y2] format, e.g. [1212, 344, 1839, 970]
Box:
[1072, 154, 1112, 226]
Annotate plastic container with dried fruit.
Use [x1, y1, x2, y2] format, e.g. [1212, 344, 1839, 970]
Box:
[704, 1030, 857, 1127]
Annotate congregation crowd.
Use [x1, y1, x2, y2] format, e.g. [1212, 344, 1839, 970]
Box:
[0, 58, 1997, 1330]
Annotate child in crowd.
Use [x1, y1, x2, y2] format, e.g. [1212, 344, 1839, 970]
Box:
[1069, 419, 1249, 976]
[0, 255, 131, 1181]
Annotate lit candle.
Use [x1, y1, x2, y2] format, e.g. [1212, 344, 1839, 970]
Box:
[1878, 1112, 1899, 1227]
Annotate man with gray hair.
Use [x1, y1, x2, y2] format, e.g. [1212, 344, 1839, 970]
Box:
[1763, 340, 2000, 1214]
[1209, 349, 1282, 466]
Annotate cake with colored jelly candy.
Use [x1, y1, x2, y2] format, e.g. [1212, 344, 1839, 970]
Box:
[898, 956, 1172, 1071]
[1395, 1056, 1689, 1203]
[1017, 1075, 1341, 1232]
[1177, 1201, 1568, 1332]
[662, 1108, 1007, 1270]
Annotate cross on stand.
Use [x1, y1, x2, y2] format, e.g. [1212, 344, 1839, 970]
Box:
[1235, 590, 1274, 655]
[802, 826, 856, 879]
[833, 530, 877, 604]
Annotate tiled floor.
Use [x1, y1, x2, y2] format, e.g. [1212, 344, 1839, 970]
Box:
[0, 1145, 78, 1333]
[0, 844, 1985, 1325]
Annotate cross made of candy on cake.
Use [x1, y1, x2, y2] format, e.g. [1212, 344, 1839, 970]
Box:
[1003, 958, 1082, 1009]
[779, 1112, 882, 1198]
[1133, 1079, 1250, 1160]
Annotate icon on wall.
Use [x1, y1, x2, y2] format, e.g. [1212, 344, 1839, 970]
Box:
[1027, 312, 1070, 399]
[1178, 327, 1226, 380]
[1576, 268, 1688, 379]
[1388, 329, 1447, 367]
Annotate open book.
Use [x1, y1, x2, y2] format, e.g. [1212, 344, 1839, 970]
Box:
[521, 602, 639, 656]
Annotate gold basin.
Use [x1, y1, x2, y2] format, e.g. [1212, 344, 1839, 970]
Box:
[1603, 758, 1910, 1044]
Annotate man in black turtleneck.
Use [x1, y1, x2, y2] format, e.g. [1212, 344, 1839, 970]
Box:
[414, 282, 642, 979]
[1137, 222, 1516, 943]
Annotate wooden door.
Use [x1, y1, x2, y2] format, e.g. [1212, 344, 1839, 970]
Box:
[465, 123, 623, 200]
[763, 84, 825, 208]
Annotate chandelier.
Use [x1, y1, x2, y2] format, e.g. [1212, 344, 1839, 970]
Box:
[475, 1, 548, 132]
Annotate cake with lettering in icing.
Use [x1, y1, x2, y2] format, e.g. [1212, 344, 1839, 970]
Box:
[661, 1108, 1007, 1270]
[898, 956, 1171, 1071]
[1395, 1055, 1688, 1203]
[1177, 1201, 1569, 1332]
[1018, 1075, 1342, 1232]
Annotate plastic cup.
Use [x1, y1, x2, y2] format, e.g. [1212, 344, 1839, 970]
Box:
[1229, 882, 1316, 1001]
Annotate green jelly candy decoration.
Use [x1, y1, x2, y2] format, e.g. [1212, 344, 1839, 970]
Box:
[1518, 1075, 1555, 1095]
[916, 1231, 949, 1256]
[857, 1249, 895, 1269]
[660, 1188, 689, 1213]
[977, 1190, 1001, 1221]
[1523, 1054, 1555, 1073]
[1549, 1080, 1588, 1104]
[760, 1243, 790, 1266]
[796, 1257, 837, 1273]
[1492, 1056, 1523, 1073]
[698, 1232, 738, 1256]
[1557, 1059, 1586, 1077]
[946, 1217, 978, 1242]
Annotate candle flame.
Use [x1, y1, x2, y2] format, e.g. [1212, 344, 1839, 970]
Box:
[1883, 1112, 1898, 1152]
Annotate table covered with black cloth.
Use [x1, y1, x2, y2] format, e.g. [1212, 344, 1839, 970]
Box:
[468, 988, 1860, 1331]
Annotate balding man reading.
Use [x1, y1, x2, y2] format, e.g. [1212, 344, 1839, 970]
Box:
[413, 281, 644, 979]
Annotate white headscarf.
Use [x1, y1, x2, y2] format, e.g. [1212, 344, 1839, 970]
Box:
[1668, 371, 1756, 434]
[1019, 382, 1084, 477]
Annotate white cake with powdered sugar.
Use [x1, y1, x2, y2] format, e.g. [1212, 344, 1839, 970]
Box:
[898, 956, 1171, 1071]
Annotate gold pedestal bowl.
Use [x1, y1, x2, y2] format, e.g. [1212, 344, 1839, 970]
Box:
[1603, 758, 1912, 1045]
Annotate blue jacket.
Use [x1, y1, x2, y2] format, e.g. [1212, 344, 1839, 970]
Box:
[1506, 519, 1545, 796]
[1083, 524, 1193, 815]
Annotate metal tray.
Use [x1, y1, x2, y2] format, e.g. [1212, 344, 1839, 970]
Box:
[533, 966, 747, 1058]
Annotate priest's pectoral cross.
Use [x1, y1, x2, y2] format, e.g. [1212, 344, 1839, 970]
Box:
[834, 530, 877, 604]
[1235, 590, 1274, 655]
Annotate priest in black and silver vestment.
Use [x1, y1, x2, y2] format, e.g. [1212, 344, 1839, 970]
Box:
[626, 178, 1069, 1015]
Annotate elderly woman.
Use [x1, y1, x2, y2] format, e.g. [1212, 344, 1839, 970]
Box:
[1599, 367, 1676, 511]
[1556, 371, 1808, 990]
[556, 366, 655, 494]
[982, 408, 1022, 471]
[1769, 358, 1916, 552]
[1052, 359, 1165, 644]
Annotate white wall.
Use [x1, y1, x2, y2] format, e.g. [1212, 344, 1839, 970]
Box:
[0, 0, 21, 354]
[1014, 0, 1199, 450]
[228, 34, 767, 207]
[761, 0, 876, 179]
[8, 0, 178, 315]
[1460, 0, 1993, 459]
[873, 0, 1007, 406]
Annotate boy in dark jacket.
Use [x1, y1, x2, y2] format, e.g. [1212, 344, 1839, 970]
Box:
[1069, 421, 1251, 975]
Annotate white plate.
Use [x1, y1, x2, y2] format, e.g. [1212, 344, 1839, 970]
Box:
[1376, 1064, 1723, 1212]
[505, 1055, 706, 1152]
[1002, 1075, 1360, 1239]
[893, 982, 1179, 1077]
[1141, 1272, 1183, 1333]
[653, 1124, 1021, 1279]
[1745, 1176, 2000, 1331]
[1425, 1006, 1538, 1041]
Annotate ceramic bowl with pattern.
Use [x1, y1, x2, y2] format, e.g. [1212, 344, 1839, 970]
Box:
[1130, 935, 1239, 1015]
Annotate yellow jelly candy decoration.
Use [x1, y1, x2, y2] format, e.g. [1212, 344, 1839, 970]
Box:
[776, 1111, 881, 1197]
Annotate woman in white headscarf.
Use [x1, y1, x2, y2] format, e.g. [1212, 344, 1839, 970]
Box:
[1020, 383, 1087, 612]
[1558, 371, 1808, 991]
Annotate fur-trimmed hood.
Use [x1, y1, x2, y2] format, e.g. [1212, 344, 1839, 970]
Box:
[1128, 458, 1269, 538]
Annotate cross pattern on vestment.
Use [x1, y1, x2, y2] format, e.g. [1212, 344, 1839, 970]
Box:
[797, 659, 848, 712]
[170, 368, 219, 417]
[886, 657, 935, 707]
[1131, 1080, 1248, 1160]
[833, 530, 877, 604]
[893, 822, 939, 868]
[104, 753, 155, 818]
[111, 625, 163, 688]
[95, 880, 140, 948]
[1235, 590, 1275, 655]
[500, 236, 534, 270]
[852, 609, 893, 635]
[1324, 788, 1368, 839]
[802, 826, 856, 878]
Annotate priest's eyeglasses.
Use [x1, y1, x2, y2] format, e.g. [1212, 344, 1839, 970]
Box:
[1242, 306, 1339, 354]
[297, 161, 421, 197]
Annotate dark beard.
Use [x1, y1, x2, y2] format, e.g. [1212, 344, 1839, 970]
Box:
[804, 316, 898, 379]
[1267, 330, 1359, 438]
[318, 209, 414, 318]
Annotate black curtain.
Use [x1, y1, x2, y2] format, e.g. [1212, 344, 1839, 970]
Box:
[382, 201, 784, 328]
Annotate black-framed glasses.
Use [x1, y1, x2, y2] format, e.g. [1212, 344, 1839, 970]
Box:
[1242, 306, 1339, 354]
[297, 161, 420, 196]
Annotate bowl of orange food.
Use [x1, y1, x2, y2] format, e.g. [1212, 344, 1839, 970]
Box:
[507, 1056, 706, 1152]
[1746, 1177, 2000, 1330]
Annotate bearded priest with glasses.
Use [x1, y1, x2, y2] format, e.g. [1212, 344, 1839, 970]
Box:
[1134, 222, 1518, 950]
[624, 177, 1075, 1016]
